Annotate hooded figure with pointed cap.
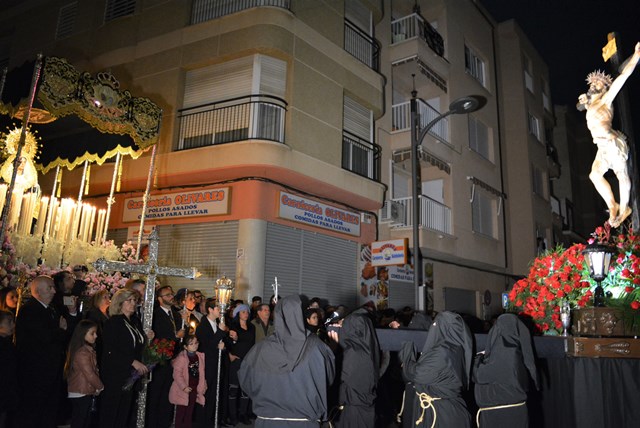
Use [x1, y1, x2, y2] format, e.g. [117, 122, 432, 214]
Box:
[238, 294, 335, 427]
[473, 313, 538, 427]
[398, 311, 473, 428]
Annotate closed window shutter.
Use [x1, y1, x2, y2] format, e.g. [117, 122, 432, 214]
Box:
[345, 0, 371, 34]
[264, 223, 358, 306]
[343, 95, 372, 141]
[56, 2, 78, 39]
[258, 55, 287, 98]
[105, 222, 239, 296]
[183, 56, 253, 109]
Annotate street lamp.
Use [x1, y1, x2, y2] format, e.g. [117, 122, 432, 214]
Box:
[582, 244, 615, 307]
[410, 93, 486, 310]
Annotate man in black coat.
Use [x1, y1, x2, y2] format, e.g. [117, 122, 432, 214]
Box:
[147, 285, 185, 428]
[195, 298, 232, 428]
[0, 310, 17, 428]
[14, 275, 68, 428]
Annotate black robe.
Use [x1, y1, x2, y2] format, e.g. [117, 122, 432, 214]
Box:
[334, 310, 380, 428]
[473, 313, 538, 428]
[399, 311, 473, 428]
[238, 295, 335, 427]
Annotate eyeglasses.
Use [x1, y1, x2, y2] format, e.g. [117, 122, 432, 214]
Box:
[160, 293, 174, 298]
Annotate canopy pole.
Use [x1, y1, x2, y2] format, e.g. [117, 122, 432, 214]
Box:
[0, 53, 43, 241]
[102, 153, 121, 245]
[0, 66, 7, 101]
[135, 145, 158, 260]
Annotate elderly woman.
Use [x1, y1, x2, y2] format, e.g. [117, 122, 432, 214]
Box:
[99, 288, 153, 428]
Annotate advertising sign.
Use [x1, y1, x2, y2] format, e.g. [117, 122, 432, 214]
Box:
[278, 192, 360, 237]
[123, 188, 230, 222]
[371, 239, 408, 266]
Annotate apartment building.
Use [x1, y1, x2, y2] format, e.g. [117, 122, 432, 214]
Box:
[0, 0, 562, 316]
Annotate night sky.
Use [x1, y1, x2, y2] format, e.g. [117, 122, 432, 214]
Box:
[480, 0, 640, 134]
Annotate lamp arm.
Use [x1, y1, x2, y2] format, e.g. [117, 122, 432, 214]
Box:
[416, 110, 454, 146]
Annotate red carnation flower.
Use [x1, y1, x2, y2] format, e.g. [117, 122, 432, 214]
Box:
[625, 286, 635, 293]
[631, 301, 640, 310]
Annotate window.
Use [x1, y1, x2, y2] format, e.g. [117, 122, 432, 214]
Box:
[343, 96, 376, 179]
[178, 55, 287, 149]
[472, 190, 496, 238]
[392, 163, 410, 199]
[56, 2, 77, 39]
[344, 0, 378, 70]
[464, 45, 486, 86]
[468, 115, 491, 161]
[105, 0, 136, 22]
[542, 78, 551, 111]
[523, 54, 534, 93]
[528, 112, 541, 141]
[532, 165, 547, 198]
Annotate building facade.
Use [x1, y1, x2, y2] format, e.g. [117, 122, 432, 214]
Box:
[0, 0, 566, 317]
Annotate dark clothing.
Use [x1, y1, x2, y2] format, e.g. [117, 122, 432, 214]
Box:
[0, 335, 18, 426]
[194, 317, 229, 428]
[84, 308, 108, 362]
[148, 306, 182, 428]
[473, 314, 538, 428]
[15, 299, 67, 428]
[334, 311, 380, 428]
[239, 295, 335, 427]
[99, 314, 146, 428]
[399, 311, 473, 428]
[228, 320, 256, 423]
[70, 395, 94, 428]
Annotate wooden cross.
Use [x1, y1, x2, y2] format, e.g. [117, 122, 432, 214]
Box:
[93, 229, 199, 428]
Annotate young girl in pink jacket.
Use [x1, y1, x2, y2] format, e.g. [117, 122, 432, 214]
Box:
[169, 334, 207, 428]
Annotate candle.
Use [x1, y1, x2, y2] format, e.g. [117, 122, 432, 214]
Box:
[35, 196, 49, 236]
[87, 206, 96, 243]
[0, 184, 6, 220]
[44, 196, 57, 238]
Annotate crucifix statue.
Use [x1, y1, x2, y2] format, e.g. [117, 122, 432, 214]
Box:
[93, 229, 199, 428]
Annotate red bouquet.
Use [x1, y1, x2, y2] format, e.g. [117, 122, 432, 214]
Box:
[122, 338, 176, 391]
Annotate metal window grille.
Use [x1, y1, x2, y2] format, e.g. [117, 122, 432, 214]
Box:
[56, 2, 78, 39]
[105, 0, 136, 22]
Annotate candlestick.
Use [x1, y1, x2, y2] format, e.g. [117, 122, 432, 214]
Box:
[35, 196, 49, 236]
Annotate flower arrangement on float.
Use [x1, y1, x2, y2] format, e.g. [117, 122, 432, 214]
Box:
[508, 226, 640, 335]
[0, 233, 144, 297]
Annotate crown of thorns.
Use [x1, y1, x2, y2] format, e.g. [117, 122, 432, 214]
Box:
[586, 70, 613, 87]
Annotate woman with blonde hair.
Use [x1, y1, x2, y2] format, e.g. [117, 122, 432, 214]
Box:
[99, 288, 153, 428]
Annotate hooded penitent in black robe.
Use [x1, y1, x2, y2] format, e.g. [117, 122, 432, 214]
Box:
[399, 311, 473, 428]
[473, 313, 538, 428]
[238, 295, 335, 427]
[334, 309, 380, 428]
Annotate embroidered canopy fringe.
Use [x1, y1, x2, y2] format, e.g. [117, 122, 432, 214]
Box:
[475, 401, 526, 428]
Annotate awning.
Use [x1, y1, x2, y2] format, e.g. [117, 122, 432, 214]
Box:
[0, 56, 162, 174]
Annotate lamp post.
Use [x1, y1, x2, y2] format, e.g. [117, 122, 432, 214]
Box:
[213, 274, 234, 428]
[582, 244, 615, 307]
[410, 93, 486, 310]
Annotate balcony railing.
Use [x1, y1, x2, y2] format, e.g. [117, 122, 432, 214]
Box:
[390, 13, 445, 57]
[191, 0, 290, 24]
[342, 130, 380, 181]
[380, 196, 452, 235]
[344, 19, 380, 71]
[392, 99, 450, 144]
[176, 95, 287, 150]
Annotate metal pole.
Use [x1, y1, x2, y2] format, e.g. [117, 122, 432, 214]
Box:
[410, 95, 422, 311]
[136, 144, 158, 259]
[0, 54, 43, 240]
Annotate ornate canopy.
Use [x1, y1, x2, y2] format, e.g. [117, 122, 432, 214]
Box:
[0, 56, 162, 173]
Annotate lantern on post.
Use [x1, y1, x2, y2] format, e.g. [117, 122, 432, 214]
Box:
[215, 274, 235, 325]
[582, 244, 615, 307]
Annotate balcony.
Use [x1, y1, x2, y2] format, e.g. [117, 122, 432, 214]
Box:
[176, 95, 286, 150]
[342, 130, 381, 181]
[344, 19, 380, 71]
[390, 13, 445, 58]
[191, 0, 290, 24]
[392, 99, 450, 145]
[380, 196, 452, 235]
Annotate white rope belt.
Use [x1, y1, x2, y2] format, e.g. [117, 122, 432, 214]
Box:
[257, 415, 319, 422]
[415, 392, 441, 428]
[475, 401, 526, 427]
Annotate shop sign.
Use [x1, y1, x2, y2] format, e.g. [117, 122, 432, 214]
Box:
[371, 239, 408, 266]
[123, 188, 230, 222]
[278, 191, 360, 237]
